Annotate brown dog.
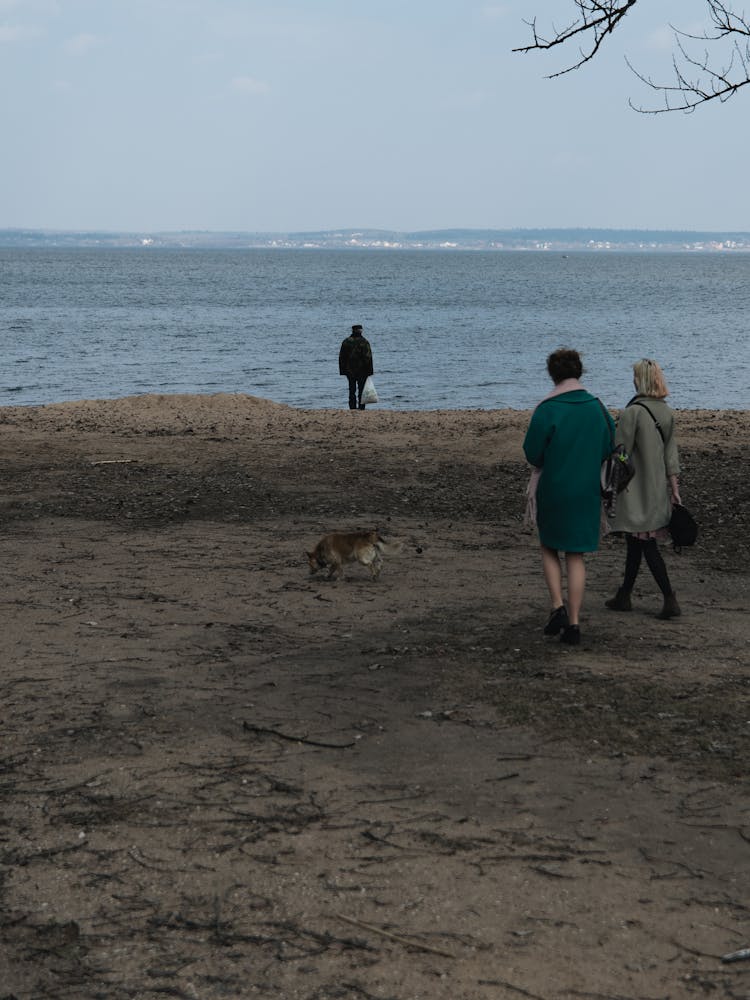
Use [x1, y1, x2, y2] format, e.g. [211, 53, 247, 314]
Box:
[306, 530, 395, 580]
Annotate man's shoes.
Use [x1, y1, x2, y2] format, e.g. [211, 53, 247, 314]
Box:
[605, 588, 632, 611]
[560, 625, 581, 645]
[657, 592, 681, 620]
[544, 605, 569, 636]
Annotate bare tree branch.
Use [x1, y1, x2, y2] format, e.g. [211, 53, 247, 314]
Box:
[515, 0, 750, 113]
[513, 1, 639, 76]
[626, 33, 750, 113]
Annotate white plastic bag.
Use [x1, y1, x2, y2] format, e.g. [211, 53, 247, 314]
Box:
[361, 376, 378, 404]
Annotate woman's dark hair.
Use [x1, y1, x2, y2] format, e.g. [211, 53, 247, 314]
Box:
[547, 348, 583, 384]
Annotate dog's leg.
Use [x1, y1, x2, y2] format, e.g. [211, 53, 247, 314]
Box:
[327, 561, 344, 580]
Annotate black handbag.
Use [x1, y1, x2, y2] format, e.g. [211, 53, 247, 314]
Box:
[598, 400, 635, 517]
[669, 503, 698, 551]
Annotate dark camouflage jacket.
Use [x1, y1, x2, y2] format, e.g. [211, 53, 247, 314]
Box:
[339, 333, 373, 377]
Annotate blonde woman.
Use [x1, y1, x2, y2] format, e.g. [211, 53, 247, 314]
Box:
[606, 359, 682, 619]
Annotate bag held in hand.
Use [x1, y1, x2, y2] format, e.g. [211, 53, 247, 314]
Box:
[361, 376, 378, 405]
[598, 400, 635, 518]
[600, 444, 636, 516]
[669, 503, 698, 551]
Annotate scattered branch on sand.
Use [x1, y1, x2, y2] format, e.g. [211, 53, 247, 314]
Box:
[680, 894, 750, 916]
[89, 459, 138, 465]
[482, 852, 576, 865]
[266, 918, 380, 959]
[242, 721, 356, 749]
[722, 946, 750, 963]
[4, 841, 85, 866]
[477, 978, 549, 999]
[361, 826, 403, 849]
[669, 937, 723, 960]
[332, 913, 457, 959]
[639, 847, 709, 880]
[529, 864, 576, 880]
[128, 847, 171, 871]
[356, 790, 430, 805]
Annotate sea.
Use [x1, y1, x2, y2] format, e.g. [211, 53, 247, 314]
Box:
[1, 247, 748, 411]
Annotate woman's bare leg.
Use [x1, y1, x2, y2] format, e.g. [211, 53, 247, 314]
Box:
[541, 545, 563, 609]
[564, 552, 586, 626]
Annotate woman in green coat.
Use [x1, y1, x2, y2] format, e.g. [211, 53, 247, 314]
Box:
[523, 349, 614, 645]
[605, 359, 682, 619]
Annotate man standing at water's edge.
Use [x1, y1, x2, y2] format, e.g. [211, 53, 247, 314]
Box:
[339, 324, 374, 410]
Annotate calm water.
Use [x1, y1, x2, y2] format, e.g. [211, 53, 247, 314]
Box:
[0, 248, 748, 411]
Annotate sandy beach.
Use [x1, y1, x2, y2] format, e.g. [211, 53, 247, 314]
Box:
[0, 393, 748, 1000]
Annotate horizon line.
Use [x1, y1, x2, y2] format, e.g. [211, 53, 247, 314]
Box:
[3, 225, 750, 237]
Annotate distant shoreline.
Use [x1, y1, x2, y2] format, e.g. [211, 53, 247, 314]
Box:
[2, 227, 750, 253]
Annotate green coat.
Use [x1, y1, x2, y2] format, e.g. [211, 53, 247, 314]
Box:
[523, 390, 614, 553]
[609, 396, 680, 534]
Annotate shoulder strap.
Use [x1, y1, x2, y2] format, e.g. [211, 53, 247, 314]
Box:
[630, 400, 665, 442]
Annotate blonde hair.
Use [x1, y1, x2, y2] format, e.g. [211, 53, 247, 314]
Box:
[633, 358, 669, 398]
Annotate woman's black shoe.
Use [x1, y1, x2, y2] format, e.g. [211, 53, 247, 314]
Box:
[544, 605, 569, 635]
[560, 625, 581, 645]
[605, 588, 632, 612]
[657, 592, 681, 619]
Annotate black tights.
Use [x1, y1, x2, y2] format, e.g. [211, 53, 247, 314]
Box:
[622, 536, 673, 596]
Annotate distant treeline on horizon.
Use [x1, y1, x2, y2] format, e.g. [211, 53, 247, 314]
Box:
[2, 227, 750, 251]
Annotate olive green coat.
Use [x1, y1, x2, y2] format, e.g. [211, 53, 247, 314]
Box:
[609, 396, 680, 534]
[523, 390, 614, 553]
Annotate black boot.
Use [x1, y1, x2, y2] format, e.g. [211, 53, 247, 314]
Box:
[605, 588, 632, 612]
[657, 592, 681, 619]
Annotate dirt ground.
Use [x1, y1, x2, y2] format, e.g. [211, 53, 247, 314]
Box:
[0, 393, 748, 1000]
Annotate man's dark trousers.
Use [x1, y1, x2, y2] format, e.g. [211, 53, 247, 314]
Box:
[347, 374, 367, 410]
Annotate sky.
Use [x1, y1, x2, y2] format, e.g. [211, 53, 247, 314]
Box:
[2, 0, 749, 233]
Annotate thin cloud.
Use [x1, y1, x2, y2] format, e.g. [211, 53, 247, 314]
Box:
[0, 24, 31, 42]
[231, 75, 270, 96]
[443, 89, 488, 110]
[0, 0, 59, 16]
[481, 4, 509, 19]
[64, 32, 101, 55]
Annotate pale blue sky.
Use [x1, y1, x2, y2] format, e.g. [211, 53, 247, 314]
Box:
[2, 0, 748, 232]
